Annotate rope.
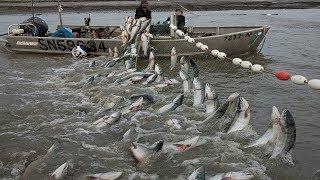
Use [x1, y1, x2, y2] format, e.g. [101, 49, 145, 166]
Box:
[170, 26, 320, 90]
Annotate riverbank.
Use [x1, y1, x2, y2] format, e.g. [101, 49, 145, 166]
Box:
[0, 0, 319, 14]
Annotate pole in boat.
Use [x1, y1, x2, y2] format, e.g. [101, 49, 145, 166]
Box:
[57, 0, 63, 26]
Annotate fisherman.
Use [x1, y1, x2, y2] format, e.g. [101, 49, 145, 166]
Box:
[135, 0, 152, 20]
[166, 9, 186, 29]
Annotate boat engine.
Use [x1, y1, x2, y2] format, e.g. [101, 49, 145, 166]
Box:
[20, 17, 48, 37]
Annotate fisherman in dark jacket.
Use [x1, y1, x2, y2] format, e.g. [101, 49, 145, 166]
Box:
[135, 0, 152, 20]
[166, 9, 185, 29]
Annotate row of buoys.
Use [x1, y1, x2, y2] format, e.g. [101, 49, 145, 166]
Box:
[170, 25, 320, 90]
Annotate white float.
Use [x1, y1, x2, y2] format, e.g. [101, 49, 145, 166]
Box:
[217, 52, 226, 59]
[251, 64, 264, 72]
[211, 49, 219, 57]
[240, 61, 252, 69]
[232, 58, 242, 65]
[184, 35, 191, 40]
[308, 79, 320, 90]
[200, 44, 209, 51]
[196, 42, 203, 48]
[188, 38, 195, 43]
[291, 75, 308, 85]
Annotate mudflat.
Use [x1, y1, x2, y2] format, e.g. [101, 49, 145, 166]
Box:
[0, 0, 319, 14]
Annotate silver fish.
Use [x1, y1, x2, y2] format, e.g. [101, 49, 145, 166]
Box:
[188, 167, 205, 180]
[155, 64, 164, 83]
[165, 118, 182, 129]
[122, 127, 138, 141]
[126, 16, 133, 33]
[130, 141, 163, 162]
[170, 47, 177, 70]
[114, 72, 153, 84]
[205, 84, 220, 114]
[270, 110, 296, 159]
[144, 51, 155, 72]
[202, 92, 240, 124]
[128, 19, 141, 44]
[180, 56, 189, 72]
[157, 94, 184, 114]
[167, 136, 206, 153]
[122, 97, 144, 115]
[51, 160, 73, 180]
[209, 171, 254, 180]
[22, 143, 61, 179]
[227, 97, 251, 133]
[143, 74, 157, 85]
[180, 70, 192, 95]
[193, 77, 205, 107]
[245, 106, 281, 148]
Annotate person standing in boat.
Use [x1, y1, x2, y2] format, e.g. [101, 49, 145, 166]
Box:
[135, 0, 152, 20]
[167, 9, 186, 30]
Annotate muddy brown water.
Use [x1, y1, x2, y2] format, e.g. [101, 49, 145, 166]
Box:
[0, 9, 319, 179]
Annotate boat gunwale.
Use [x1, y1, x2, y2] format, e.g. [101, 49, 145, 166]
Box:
[4, 26, 269, 42]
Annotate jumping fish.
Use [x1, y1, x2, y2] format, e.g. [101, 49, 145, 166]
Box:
[165, 118, 182, 129]
[193, 77, 205, 107]
[143, 74, 157, 85]
[180, 69, 192, 95]
[141, 33, 150, 57]
[180, 56, 189, 72]
[144, 51, 155, 72]
[170, 47, 177, 70]
[227, 97, 251, 133]
[122, 127, 138, 141]
[245, 106, 281, 148]
[130, 94, 155, 104]
[128, 19, 141, 44]
[157, 94, 184, 114]
[86, 171, 123, 180]
[155, 64, 164, 83]
[202, 92, 240, 124]
[126, 16, 133, 33]
[93, 112, 122, 128]
[270, 110, 296, 159]
[188, 167, 205, 180]
[51, 160, 73, 180]
[122, 97, 144, 114]
[209, 171, 254, 180]
[114, 72, 153, 84]
[22, 143, 61, 179]
[204, 84, 220, 114]
[167, 136, 206, 153]
[130, 141, 164, 162]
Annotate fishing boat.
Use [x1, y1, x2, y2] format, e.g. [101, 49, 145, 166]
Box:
[0, 1, 269, 57]
[1, 24, 269, 57]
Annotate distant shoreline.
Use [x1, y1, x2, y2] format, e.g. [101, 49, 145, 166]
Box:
[0, 1, 319, 14]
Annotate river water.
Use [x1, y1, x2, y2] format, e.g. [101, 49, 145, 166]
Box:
[0, 9, 319, 179]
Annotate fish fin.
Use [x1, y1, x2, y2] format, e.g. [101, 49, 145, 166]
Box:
[152, 141, 164, 152]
